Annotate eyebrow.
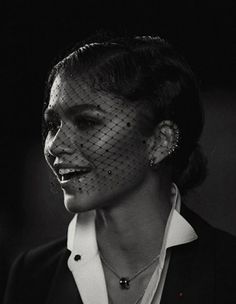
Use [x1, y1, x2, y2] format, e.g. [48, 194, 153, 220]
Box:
[44, 104, 106, 118]
[66, 104, 106, 116]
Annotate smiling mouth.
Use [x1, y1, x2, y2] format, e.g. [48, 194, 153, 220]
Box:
[58, 168, 92, 182]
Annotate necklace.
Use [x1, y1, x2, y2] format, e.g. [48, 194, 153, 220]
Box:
[100, 252, 160, 290]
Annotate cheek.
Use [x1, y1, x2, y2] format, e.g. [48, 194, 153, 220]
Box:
[78, 125, 148, 184]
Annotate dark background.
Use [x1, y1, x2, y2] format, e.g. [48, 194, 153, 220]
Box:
[1, 0, 236, 277]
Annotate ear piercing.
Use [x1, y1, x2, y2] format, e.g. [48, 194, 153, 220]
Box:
[149, 132, 179, 167]
[149, 122, 180, 168]
[149, 157, 159, 169]
[167, 142, 179, 155]
[167, 128, 179, 155]
[149, 159, 155, 167]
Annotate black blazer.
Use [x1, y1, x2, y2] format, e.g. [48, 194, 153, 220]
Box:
[3, 205, 236, 304]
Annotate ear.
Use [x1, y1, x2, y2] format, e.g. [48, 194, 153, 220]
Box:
[146, 120, 179, 167]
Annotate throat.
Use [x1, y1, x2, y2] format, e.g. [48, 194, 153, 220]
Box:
[101, 251, 159, 304]
[96, 178, 172, 274]
[96, 207, 168, 276]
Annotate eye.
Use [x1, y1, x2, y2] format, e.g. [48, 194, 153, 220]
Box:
[75, 116, 101, 131]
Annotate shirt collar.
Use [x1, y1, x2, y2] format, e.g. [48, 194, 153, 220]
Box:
[165, 184, 198, 249]
[67, 210, 108, 304]
[67, 185, 198, 304]
[67, 210, 97, 264]
[67, 184, 198, 256]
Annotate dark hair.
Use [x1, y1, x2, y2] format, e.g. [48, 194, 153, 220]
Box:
[44, 34, 207, 194]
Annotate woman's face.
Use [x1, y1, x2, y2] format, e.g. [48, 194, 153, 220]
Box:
[44, 74, 150, 213]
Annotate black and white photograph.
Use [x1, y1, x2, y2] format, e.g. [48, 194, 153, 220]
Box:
[1, 1, 236, 303]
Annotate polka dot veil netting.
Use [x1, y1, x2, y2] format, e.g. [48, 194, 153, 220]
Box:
[42, 71, 152, 210]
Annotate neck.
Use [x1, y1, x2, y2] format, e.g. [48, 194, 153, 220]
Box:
[96, 172, 172, 273]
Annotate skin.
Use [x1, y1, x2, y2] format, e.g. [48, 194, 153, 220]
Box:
[44, 72, 178, 303]
[44, 74, 152, 212]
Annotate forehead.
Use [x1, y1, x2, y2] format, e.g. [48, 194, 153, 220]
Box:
[48, 74, 135, 114]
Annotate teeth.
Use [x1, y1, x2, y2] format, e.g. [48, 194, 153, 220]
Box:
[59, 168, 76, 175]
[58, 168, 90, 175]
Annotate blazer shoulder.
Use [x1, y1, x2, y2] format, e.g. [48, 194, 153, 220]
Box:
[177, 204, 236, 303]
[25, 237, 67, 265]
[213, 227, 236, 262]
[214, 226, 236, 245]
[182, 203, 236, 250]
[213, 226, 236, 302]
[3, 237, 68, 304]
[7, 237, 68, 281]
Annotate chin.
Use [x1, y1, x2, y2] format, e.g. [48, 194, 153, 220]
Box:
[63, 191, 106, 213]
[63, 193, 91, 213]
[62, 178, 145, 213]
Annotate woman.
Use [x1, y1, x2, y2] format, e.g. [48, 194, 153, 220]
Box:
[4, 35, 236, 304]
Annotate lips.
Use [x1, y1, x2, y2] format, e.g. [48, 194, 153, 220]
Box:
[54, 165, 92, 182]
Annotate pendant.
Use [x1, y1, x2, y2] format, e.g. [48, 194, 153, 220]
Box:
[119, 277, 130, 289]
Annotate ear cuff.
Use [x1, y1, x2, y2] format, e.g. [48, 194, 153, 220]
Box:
[149, 127, 179, 167]
[167, 127, 179, 155]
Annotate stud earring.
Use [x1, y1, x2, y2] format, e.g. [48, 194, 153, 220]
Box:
[149, 159, 158, 168]
[168, 142, 179, 155]
[149, 159, 155, 167]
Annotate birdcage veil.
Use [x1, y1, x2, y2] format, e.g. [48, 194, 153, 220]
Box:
[42, 34, 207, 200]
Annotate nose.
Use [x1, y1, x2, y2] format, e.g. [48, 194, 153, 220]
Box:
[45, 125, 75, 157]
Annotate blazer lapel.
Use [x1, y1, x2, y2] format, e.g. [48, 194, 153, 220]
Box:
[46, 249, 83, 304]
[161, 205, 215, 304]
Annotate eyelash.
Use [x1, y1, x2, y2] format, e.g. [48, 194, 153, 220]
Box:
[75, 117, 101, 130]
[44, 116, 101, 133]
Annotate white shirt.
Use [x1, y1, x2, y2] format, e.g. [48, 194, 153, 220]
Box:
[67, 184, 198, 304]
